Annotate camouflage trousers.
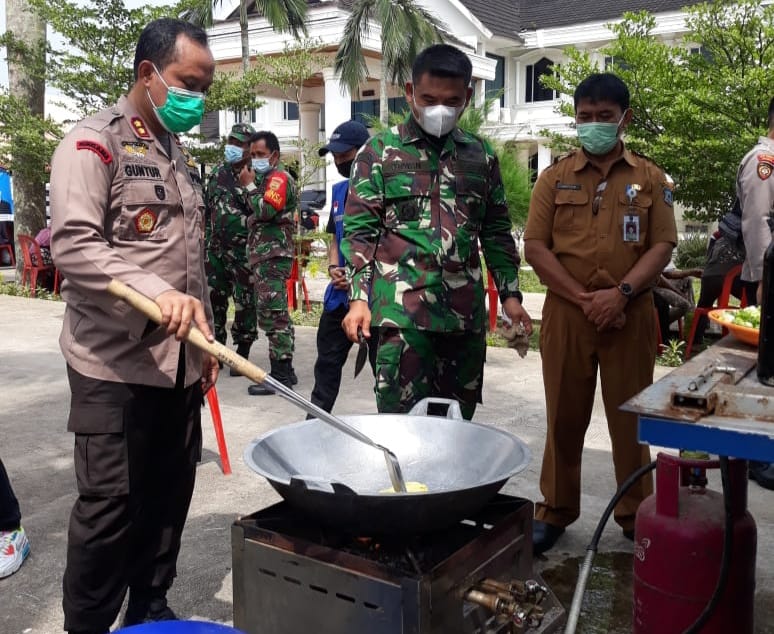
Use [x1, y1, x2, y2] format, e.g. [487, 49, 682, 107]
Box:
[206, 246, 257, 346]
[374, 327, 486, 420]
[253, 257, 294, 361]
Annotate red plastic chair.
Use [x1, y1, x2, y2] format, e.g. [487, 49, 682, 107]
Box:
[205, 386, 231, 475]
[685, 264, 748, 360]
[17, 234, 59, 296]
[286, 257, 311, 313]
[0, 242, 14, 266]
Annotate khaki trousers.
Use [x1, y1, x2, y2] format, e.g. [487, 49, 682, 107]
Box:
[535, 291, 656, 531]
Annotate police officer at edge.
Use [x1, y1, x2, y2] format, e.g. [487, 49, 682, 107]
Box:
[50, 19, 217, 633]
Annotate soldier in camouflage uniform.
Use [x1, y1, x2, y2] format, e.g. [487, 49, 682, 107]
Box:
[204, 122, 257, 374]
[239, 130, 298, 395]
[341, 44, 532, 419]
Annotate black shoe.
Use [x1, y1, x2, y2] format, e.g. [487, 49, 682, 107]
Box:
[248, 382, 275, 396]
[122, 594, 177, 627]
[749, 462, 774, 490]
[230, 342, 252, 376]
[248, 359, 293, 395]
[532, 520, 565, 555]
[623, 528, 635, 541]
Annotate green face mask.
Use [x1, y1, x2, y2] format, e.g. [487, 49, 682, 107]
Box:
[576, 114, 625, 156]
[148, 65, 205, 134]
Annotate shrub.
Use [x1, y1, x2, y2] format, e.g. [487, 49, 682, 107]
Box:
[675, 233, 709, 269]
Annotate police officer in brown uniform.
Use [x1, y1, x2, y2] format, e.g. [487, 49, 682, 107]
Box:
[49, 19, 217, 634]
[524, 73, 677, 554]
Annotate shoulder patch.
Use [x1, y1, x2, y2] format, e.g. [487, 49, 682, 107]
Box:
[131, 117, 151, 139]
[757, 153, 774, 164]
[758, 162, 772, 181]
[76, 140, 112, 164]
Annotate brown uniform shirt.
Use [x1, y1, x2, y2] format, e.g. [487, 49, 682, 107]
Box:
[50, 96, 212, 388]
[525, 146, 677, 290]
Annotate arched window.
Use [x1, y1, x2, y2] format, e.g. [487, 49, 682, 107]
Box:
[525, 57, 557, 103]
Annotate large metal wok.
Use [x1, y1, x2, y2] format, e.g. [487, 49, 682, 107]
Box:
[245, 398, 531, 534]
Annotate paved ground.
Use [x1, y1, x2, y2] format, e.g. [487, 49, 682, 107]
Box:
[1, 274, 773, 633]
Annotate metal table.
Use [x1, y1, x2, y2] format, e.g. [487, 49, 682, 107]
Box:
[623, 336, 774, 461]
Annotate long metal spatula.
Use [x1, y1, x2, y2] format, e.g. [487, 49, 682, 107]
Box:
[107, 279, 407, 492]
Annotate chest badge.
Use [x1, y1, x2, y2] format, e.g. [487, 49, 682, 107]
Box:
[134, 208, 157, 234]
[122, 141, 148, 157]
[625, 183, 641, 202]
[131, 117, 151, 139]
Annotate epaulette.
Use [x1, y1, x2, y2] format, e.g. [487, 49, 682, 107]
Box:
[552, 150, 575, 165]
[80, 105, 123, 133]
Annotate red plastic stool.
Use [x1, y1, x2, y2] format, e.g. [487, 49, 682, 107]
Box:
[205, 386, 231, 475]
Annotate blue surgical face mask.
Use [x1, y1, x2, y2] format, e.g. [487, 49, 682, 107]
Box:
[576, 112, 626, 156]
[224, 144, 244, 164]
[252, 158, 272, 173]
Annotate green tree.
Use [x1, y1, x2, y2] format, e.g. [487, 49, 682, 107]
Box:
[335, 0, 445, 124]
[252, 39, 327, 189]
[182, 0, 308, 74]
[31, 0, 267, 165]
[3, 0, 49, 267]
[540, 0, 774, 223]
[31, 0, 173, 119]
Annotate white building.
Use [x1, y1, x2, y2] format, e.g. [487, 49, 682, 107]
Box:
[206, 0, 703, 225]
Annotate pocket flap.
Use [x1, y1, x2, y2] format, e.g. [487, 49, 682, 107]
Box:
[67, 403, 125, 434]
[618, 193, 652, 208]
[555, 190, 589, 206]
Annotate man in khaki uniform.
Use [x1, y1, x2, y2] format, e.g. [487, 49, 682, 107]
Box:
[524, 73, 676, 554]
[50, 19, 217, 634]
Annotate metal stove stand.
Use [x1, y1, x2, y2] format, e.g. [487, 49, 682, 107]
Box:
[232, 494, 564, 633]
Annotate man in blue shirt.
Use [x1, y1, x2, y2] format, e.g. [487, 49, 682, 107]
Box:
[309, 121, 377, 413]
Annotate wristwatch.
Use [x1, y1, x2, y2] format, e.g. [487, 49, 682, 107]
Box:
[618, 282, 633, 300]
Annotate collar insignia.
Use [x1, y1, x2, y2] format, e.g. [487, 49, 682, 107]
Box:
[131, 117, 151, 139]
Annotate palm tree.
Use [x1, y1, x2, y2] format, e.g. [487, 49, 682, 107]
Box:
[183, 0, 308, 73]
[334, 0, 445, 124]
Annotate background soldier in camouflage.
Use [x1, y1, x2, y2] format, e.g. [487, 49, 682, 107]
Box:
[204, 122, 257, 374]
[239, 130, 298, 395]
[341, 44, 532, 419]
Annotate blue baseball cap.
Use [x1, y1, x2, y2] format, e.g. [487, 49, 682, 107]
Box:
[318, 120, 370, 156]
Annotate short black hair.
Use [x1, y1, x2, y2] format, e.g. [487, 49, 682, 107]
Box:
[768, 96, 774, 129]
[412, 44, 472, 86]
[574, 73, 630, 112]
[251, 130, 280, 154]
[133, 18, 208, 81]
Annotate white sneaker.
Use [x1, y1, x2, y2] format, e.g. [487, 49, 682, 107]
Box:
[0, 527, 30, 578]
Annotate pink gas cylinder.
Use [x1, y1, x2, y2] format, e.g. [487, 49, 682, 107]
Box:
[633, 453, 756, 633]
